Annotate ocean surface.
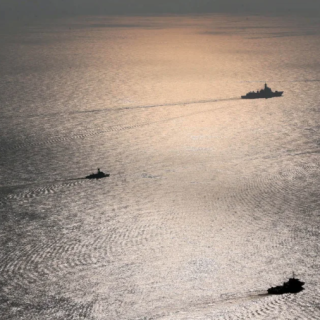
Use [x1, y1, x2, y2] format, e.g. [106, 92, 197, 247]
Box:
[1, 15, 320, 319]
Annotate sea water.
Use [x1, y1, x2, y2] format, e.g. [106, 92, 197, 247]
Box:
[0, 15, 320, 319]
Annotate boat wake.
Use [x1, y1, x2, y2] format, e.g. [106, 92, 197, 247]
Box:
[139, 290, 274, 320]
[0, 97, 240, 154]
[1, 97, 240, 120]
[0, 178, 87, 203]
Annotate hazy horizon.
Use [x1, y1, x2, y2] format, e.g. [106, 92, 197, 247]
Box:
[1, 0, 320, 21]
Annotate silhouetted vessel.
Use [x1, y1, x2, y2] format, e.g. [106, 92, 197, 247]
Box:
[241, 83, 283, 99]
[268, 274, 304, 294]
[85, 168, 110, 179]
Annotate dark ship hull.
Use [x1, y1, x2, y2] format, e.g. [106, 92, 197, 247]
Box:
[85, 171, 110, 179]
[241, 91, 283, 99]
[267, 277, 304, 295]
[268, 286, 304, 295]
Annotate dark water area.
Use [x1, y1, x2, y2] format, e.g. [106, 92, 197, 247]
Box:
[0, 15, 320, 319]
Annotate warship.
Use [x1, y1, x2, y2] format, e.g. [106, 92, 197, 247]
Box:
[241, 83, 283, 99]
[267, 274, 304, 294]
[85, 168, 110, 179]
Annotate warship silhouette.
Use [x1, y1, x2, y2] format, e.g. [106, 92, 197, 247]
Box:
[241, 83, 283, 99]
[267, 273, 304, 294]
[85, 168, 110, 179]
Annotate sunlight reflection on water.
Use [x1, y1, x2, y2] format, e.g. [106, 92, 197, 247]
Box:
[0, 15, 319, 320]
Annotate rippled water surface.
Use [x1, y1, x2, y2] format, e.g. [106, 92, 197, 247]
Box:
[1, 15, 320, 319]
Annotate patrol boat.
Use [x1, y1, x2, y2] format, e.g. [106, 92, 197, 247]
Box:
[267, 273, 304, 294]
[85, 168, 110, 179]
[241, 83, 283, 99]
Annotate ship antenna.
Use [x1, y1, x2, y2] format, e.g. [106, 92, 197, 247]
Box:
[292, 271, 295, 278]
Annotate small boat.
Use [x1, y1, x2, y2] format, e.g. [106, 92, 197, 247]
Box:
[85, 168, 110, 179]
[268, 274, 304, 294]
[241, 83, 283, 99]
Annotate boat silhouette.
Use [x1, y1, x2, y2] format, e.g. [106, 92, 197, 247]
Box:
[85, 168, 110, 179]
[267, 274, 304, 294]
[241, 83, 283, 99]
